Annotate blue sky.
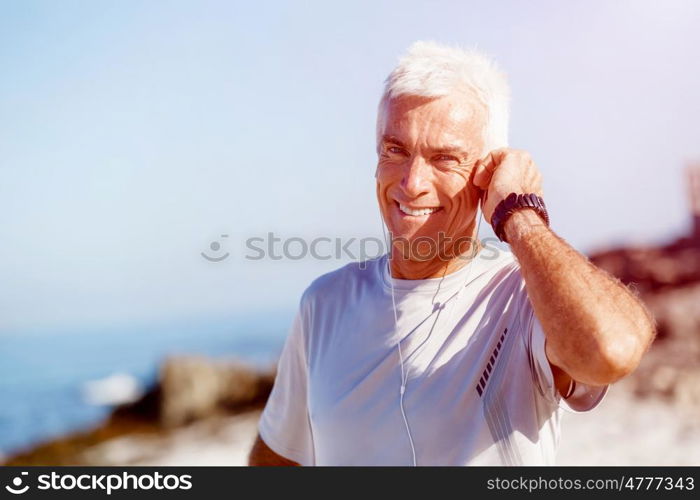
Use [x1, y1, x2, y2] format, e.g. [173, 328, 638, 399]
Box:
[1, 0, 699, 332]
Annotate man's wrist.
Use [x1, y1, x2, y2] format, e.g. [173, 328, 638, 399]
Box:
[503, 209, 550, 244]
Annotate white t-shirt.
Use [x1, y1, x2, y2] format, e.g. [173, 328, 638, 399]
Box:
[258, 248, 608, 465]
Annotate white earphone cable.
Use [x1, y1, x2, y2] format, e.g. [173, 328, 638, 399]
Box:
[379, 216, 417, 466]
[379, 203, 484, 466]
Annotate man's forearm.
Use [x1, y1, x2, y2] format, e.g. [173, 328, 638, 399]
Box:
[504, 209, 655, 386]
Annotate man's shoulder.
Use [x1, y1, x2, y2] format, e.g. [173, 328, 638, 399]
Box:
[300, 255, 384, 307]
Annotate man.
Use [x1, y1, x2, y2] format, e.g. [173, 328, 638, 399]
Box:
[248, 41, 655, 465]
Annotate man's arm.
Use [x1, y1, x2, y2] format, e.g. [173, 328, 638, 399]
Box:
[473, 148, 656, 388]
[248, 434, 300, 466]
[504, 209, 656, 387]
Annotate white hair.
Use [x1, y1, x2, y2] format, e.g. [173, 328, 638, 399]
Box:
[377, 41, 510, 152]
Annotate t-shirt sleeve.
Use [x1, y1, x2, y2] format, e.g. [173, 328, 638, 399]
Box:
[527, 310, 608, 413]
[257, 306, 315, 465]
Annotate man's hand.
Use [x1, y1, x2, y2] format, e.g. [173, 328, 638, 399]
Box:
[472, 148, 544, 224]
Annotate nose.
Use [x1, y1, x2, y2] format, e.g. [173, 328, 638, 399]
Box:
[401, 156, 432, 199]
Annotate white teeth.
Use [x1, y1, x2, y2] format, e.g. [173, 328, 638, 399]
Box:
[399, 204, 439, 216]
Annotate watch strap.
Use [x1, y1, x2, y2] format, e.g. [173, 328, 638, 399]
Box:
[491, 192, 550, 243]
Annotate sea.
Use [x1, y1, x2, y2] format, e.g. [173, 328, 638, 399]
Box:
[0, 310, 294, 458]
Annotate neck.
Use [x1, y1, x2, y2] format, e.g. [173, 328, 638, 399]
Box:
[388, 238, 483, 280]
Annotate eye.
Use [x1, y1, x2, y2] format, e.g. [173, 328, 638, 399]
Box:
[387, 146, 408, 156]
[433, 154, 460, 166]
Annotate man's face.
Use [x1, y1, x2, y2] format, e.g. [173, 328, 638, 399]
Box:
[376, 91, 487, 260]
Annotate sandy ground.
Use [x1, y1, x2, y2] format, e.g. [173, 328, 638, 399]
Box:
[80, 411, 262, 466]
[557, 382, 700, 466]
[77, 383, 700, 466]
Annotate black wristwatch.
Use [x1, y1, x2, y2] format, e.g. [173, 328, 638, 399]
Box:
[491, 192, 550, 243]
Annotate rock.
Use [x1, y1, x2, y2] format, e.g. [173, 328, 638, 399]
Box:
[159, 356, 275, 428]
[589, 240, 700, 296]
[644, 282, 700, 350]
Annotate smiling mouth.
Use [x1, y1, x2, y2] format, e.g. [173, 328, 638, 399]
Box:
[397, 202, 443, 217]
